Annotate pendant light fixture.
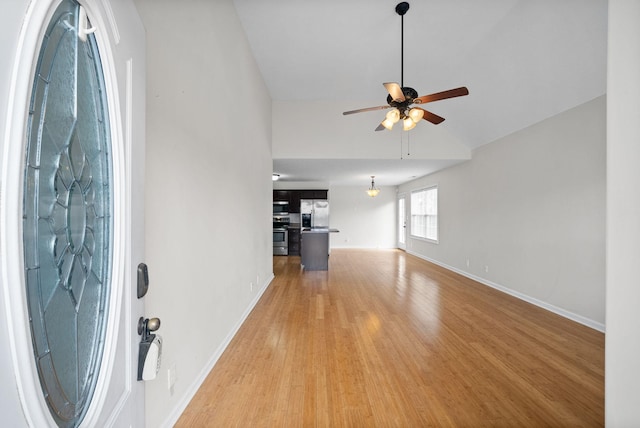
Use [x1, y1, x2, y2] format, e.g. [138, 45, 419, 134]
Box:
[367, 176, 380, 197]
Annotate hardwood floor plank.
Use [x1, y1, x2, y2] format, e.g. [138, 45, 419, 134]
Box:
[175, 249, 604, 427]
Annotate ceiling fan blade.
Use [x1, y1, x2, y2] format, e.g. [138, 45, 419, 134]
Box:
[343, 105, 391, 115]
[413, 86, 469, 104]
[383, 82, 405, 102]
[416, 107, 445, 125]
[375, 123, 385, 131]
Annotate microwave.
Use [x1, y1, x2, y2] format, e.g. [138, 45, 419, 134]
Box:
[273, 201, 289, 215]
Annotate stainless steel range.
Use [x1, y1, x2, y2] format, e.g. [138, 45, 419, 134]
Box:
[273, 216, 290, 256]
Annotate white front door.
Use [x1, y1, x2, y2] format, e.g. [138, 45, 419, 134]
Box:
[0, 0, 145, 426]
[397, 193, 407, 250]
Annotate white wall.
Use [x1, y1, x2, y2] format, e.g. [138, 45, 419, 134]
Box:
[132, 0, 273, 426]
[329, 186, 397, 249]
[606, 1, 640, 424]
[399, 96, 606, 329]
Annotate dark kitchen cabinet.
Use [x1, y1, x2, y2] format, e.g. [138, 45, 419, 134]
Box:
[299, 190, 328, 200]
[288, 228, 300, 256]
[273, 190, 290, 202]
[273, 189, 328, 213]
[289, 191, 301, 213]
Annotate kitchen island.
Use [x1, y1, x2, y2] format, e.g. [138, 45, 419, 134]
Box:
[300, 228, 339, 271]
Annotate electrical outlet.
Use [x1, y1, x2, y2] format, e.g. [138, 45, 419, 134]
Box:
[484, 265, 489, 273]
[466, 259, 470, 268]
[250, 282, 253, 292]
[256, 275, 260, 286]
[168, 363, 177, 394]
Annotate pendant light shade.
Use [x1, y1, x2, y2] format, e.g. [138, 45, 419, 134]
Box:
[367, 176, 380, 197]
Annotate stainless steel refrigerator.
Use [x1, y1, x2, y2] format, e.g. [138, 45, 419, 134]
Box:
[300, 199, 329, 229]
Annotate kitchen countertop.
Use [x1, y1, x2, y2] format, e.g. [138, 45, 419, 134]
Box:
[301, 228, 340, 233]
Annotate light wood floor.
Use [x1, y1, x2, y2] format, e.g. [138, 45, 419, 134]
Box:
[176, 249, 604, 427]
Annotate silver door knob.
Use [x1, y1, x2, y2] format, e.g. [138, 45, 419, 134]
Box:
[138, 317, 161, 337]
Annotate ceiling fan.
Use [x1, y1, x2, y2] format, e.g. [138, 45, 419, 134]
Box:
[343, 2, 469, 131]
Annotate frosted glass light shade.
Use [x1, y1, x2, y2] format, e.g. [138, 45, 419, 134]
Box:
[381, 108, 401, 130]
[382, 118, 395, 130]
[409, 107, 424, 123]
[386, 108, 400, 123]
[403, 117, 416, 131]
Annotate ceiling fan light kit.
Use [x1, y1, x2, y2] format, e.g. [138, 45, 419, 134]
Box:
[343, 2, 469, 132]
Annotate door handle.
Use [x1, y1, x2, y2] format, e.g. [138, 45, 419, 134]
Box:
[138, 317, 160, 337]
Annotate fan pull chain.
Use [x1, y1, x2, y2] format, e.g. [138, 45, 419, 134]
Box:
[399, 131, 411, 159]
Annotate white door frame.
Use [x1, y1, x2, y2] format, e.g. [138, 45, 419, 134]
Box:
[0, 0, 145, 426]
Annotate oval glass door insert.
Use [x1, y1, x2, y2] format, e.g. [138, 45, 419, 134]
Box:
[23, 0, 113, 426]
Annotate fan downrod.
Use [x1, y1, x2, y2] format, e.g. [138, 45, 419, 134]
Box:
[395, 2, 409, 16]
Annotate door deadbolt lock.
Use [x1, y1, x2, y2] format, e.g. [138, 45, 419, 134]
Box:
[137, 317, 162, 381]
[137, 263, 149, 299]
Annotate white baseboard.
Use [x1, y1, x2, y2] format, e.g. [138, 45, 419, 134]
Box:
[161, 273, 275, 428]
[406, 250, 605, 333]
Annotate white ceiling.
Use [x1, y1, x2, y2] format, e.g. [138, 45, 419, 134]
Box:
[233, 0, 607, 186]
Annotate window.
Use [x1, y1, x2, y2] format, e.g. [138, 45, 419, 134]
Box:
[411, 186, 438, 242]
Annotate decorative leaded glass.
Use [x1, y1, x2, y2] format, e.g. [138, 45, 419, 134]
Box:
[23, 1, 113, 426]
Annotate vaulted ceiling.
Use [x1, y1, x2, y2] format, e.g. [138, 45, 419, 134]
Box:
[233, 0, 607, 186]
